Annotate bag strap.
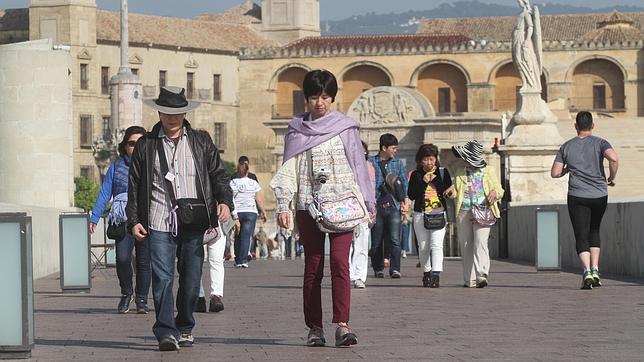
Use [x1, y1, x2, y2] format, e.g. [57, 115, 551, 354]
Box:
[156, 139, 205, 206]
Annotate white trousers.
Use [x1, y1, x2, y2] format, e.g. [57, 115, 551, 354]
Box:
[456, 210, 491, 286]
[199, 227, 226, 297]
[349, 223, 370, 283]
[412, 212, 446, 273]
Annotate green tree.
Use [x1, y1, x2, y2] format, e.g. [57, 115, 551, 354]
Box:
[74, 176, 99, 212]
[223, 160, 236, 176]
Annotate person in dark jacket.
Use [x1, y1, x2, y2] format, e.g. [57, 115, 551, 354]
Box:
[126, 86, 233, 351]
[407, 144, 453, 288]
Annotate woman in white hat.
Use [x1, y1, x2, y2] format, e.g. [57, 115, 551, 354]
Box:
[448, 140, 504, 288]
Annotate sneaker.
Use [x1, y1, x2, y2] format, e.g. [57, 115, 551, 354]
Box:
[209, 295, 224, 312]
[117, 294, 133, 314]
[374, 270, 385, 278]
[401, 251, 407, 259]
[429, 274, 440, 288]
[390, 270, 401, 279]
[235, 264, 243, 268]
[335, 325, 358, 347]
[178, 333, 194, 347]
[353, 280, 366, 289]
[591, 269, 602, 287]
[241, 263, 249, 268]
[422, 272, 431, 287]
[383, 258, 390, 268]
[158, 335, 180, 351]
[476, 276, 488, 288]
[195, 297, 207, 313]
[135, 298, 149, 314]
[581, 271, 594, 290]
[306, 327, 325, 347]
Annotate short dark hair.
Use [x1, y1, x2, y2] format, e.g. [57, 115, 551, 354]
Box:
[238, 155, 249, 164]
[302, 70, 338, 102]
[415, 144, 440, 164]
[575, 111, 593, 131]
[379, 133, 398, 151]
[118, 125, 147, 156]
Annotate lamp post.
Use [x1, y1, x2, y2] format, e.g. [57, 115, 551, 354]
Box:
[0, 213, 34, 359]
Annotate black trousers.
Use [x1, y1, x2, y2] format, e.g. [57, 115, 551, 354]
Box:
[567, 195, 608, 254]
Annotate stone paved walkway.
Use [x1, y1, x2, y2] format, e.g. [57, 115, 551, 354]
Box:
[26, 257, 644, 361]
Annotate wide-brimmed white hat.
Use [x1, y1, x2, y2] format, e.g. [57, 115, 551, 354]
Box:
[452, 140, 487, 168]
[143, 86, 201, 114]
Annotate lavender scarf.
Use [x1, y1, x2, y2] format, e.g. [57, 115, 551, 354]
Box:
[282, 111, 376, 207]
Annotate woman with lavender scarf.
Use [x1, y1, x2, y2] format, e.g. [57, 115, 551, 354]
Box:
[270, 70, 375, 347]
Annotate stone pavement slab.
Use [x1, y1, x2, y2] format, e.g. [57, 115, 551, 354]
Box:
[23, 258, 644, 361]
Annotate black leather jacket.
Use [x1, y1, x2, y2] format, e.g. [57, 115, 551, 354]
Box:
[126, 120, 234, 232]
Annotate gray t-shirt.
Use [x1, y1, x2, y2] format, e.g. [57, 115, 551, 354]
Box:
[555, 135, 612, 198]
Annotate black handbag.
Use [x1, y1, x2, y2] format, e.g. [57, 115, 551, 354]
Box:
[423, 212, 446, 230]
[106, 222, 127, 241]
[157, 141, 211, 232]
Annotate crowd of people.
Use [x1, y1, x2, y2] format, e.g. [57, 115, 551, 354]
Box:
[89, 72, 618, 351]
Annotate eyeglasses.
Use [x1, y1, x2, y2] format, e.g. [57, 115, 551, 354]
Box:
[127, 140, 137, 147]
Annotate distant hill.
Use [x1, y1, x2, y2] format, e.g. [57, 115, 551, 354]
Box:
[321, 0, 644, 35]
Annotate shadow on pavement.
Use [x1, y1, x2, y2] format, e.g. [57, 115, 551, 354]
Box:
[35, 338, 154, 351]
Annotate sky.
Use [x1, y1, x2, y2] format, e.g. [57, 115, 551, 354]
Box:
[4, 0, 643, 21]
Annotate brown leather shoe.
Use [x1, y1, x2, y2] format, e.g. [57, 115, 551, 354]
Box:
[335, 325, 357, 347]
[306, 327, 325, 347]
[209, 295, 224, 312]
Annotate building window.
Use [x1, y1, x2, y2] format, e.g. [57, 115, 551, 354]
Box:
[80, 114, 93, 148]
[213, 122, 226, 149]
[80, 166, 94, 181]
[438, 87, 451, 113]
[593, 83, 606, 110]
[159, 70, 167, 88]
[131, 68, 139, 76]
[80, 63, 88, 90]
[187, 72, 195, 99]
[102, 116, 111, 141]
[213, 74, 221, 101]
[101, 66, 109, 94]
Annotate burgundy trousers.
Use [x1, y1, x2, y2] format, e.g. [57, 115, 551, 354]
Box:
[296, 210, 353, 328]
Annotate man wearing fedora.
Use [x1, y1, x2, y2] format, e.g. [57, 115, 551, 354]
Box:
[126, 86, 233, 351]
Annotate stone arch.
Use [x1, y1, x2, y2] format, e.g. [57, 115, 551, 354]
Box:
[569, 57, 626, 111]
[490, 60, 548, 112]
[410, 59, 471, 86]
[339, 61, 393, 111]
[413, 60, 469, 113]
[564, 55, 627, 83]
[269, 63, 311, 118]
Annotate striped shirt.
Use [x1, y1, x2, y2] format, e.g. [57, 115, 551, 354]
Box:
[149, 127, 198, 232]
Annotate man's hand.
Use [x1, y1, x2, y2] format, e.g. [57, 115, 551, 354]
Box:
[487, 190, 498, 204]
[132, 223, 148, 241]
[218, 204, 231, 222]
[607, 176, 616, 187]
[89, 222, 97, 234]
[277, 212, 291, 229]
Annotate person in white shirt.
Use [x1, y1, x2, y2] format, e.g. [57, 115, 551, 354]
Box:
[231, 162, 266, 267]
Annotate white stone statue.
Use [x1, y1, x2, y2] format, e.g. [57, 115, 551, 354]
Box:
[512, 0, 542, 92]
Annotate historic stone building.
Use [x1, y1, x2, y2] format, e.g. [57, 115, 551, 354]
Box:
[1, 0, 642, 202]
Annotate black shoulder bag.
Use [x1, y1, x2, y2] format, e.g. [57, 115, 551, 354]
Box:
[157, 141, 211, 233]
[423, 168, 448, 230]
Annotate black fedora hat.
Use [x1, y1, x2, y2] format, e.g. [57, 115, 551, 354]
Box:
[144, 86, 200, 114]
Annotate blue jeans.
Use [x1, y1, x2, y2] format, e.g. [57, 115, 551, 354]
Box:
[401, 222, 411, 253]
[234, 212, 257, 264]
[148, 229, 204, 341]
[370, 206, 402, 274]
[115, 234, 151, 301]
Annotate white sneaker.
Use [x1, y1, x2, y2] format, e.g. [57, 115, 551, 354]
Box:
[401, 251, 407, 259]
[241, 263, 249, 268]
[354, 280, 366, 289]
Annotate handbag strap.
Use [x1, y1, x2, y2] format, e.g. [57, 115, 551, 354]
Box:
[156, 139, 205, 206]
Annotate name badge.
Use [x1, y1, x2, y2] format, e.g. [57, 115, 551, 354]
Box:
[164, 172, 175, 182]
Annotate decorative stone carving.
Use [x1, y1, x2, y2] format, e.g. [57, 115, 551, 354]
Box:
[346, 86, 433, 125]
[185, 54, 199, 68]
[512, 0, 542, 93]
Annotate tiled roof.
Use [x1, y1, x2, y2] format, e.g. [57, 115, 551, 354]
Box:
[194, 2, 261, 25]
[0, 8, 28, 31]
[96, 10, 275, 52]
[417, 11, 644, 43]
[281, 34, 472, 52]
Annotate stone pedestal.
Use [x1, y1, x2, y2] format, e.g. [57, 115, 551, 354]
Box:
[109, 71, 142, 130]
[499, 91, 567, 203]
